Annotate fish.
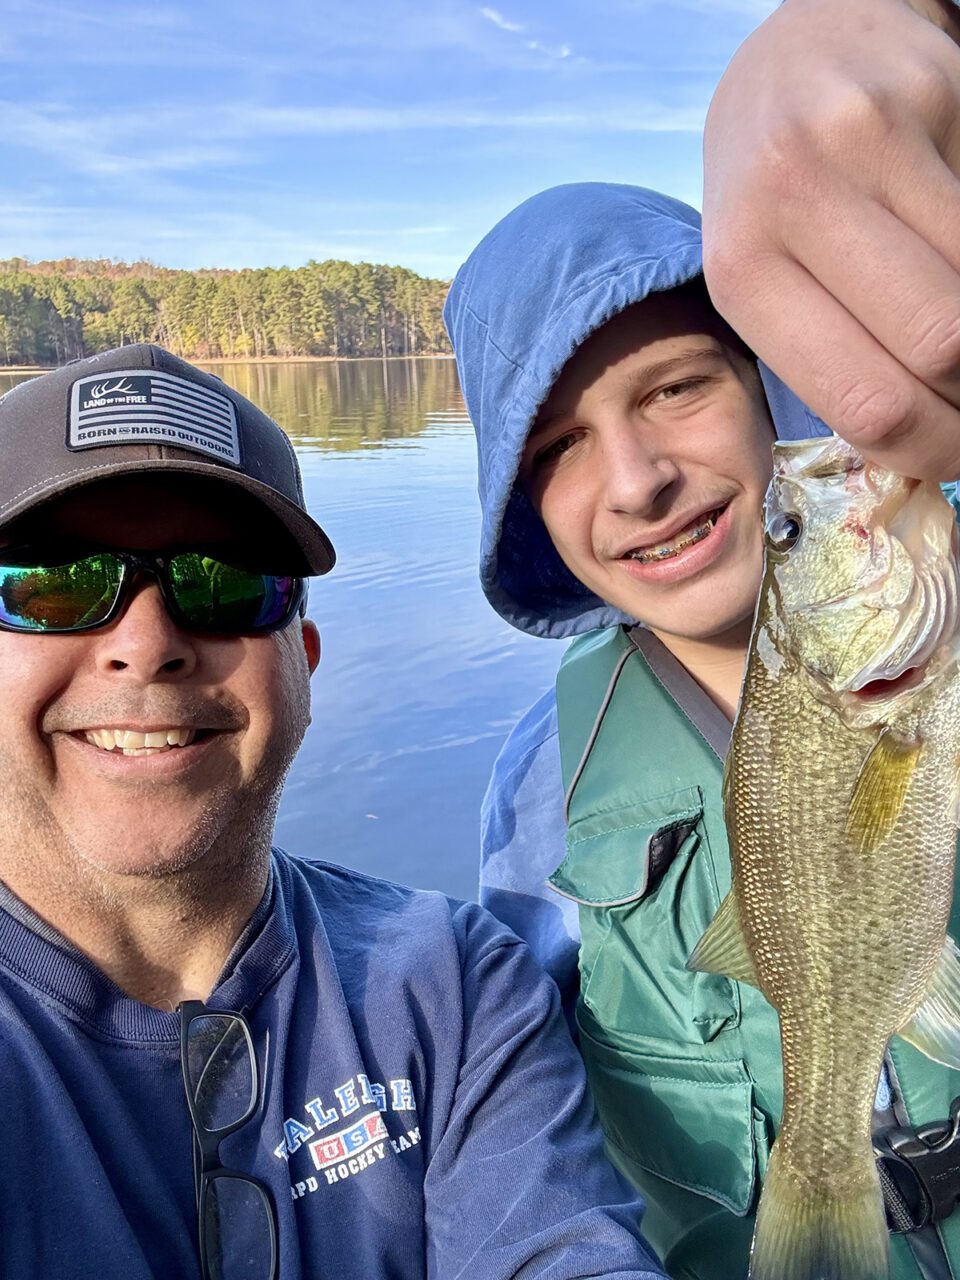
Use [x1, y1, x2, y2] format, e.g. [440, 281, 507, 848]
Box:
[689, 434, 960, 1280]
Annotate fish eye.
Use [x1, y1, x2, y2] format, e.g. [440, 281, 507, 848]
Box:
[767, 512, 803, 551]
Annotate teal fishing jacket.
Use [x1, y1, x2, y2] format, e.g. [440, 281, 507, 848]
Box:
[553, 624, 960, 1280]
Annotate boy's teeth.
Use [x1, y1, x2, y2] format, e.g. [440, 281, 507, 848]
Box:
[82, 727, 197, 754]
[626, 509, 720, 564]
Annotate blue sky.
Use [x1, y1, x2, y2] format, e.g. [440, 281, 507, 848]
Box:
[1, 0, 776, 280]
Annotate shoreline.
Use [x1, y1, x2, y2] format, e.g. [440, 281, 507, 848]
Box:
[0, 353, 454, 374]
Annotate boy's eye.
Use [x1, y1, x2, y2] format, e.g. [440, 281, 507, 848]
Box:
[650, 377, 708, 403]
[532, 431, 579, 468]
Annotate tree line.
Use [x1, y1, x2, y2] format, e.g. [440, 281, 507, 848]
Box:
[0, 257, 453, 366]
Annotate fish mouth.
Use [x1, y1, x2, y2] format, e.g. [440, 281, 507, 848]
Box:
[621, 506, 725, 565]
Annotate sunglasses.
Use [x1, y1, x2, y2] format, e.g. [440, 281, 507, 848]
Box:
[0, 547, 305, 636]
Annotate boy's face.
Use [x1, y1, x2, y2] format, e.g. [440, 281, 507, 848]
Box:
[519, 289, 775, 648]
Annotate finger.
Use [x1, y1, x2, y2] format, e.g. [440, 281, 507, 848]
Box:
[709, 251, 960, 480]
[780, 170, 960, 408]
[877, 133, 960, 276]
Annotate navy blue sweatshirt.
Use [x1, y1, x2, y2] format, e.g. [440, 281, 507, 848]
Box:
[0, 849, 663, 1278]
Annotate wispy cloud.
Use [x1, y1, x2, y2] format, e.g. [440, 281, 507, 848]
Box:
[526, 40, 571, 60]
[4, 0, 187, 30]
[477, 5, 572, 62]
[0, 97, 708, 182]
[0, 102, 244, 176]
[667, 0, 776, 16]
[0, 201, 445, 269]
[479, 7, 524, 33]
[3, 1, 511, 73]
[0, 208, 468, 278]
[226, 102, 706, 135]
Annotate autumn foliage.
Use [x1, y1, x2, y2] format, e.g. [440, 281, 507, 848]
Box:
[0, 257, 451, 365]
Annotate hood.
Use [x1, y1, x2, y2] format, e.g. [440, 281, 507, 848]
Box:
[444, 181, 830, 638]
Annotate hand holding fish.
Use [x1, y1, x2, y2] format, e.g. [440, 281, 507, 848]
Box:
[702, 0, 960, 481]
[691, 437, 960, 1279]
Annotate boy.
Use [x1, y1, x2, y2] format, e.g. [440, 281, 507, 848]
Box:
[445, 182, 960, 1280]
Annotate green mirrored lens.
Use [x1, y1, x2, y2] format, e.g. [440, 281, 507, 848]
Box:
[167, 555, 297, 632]
[0, 553, 123, 631]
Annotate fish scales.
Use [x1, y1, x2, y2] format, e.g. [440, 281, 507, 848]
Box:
[690, 435, 960, 1280]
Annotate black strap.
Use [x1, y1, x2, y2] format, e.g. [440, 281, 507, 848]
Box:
[875, 1098, 960, 1233]
[877, 1155, 925, 1233]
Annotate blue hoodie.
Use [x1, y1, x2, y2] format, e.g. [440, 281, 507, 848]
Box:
[443, 182, 830, 999]
[444, 182, 829, 642]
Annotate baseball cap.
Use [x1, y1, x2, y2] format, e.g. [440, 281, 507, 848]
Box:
[0, 343, 335, 575]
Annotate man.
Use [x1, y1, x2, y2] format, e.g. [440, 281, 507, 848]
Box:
[0, 343, 664, 1280]
[445, 181, 960, 1280]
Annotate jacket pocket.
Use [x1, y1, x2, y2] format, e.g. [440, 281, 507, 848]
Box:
[578, 1017, 767, 1217]
[551, 790, 703, 906]
[551, 786, 739, 1044]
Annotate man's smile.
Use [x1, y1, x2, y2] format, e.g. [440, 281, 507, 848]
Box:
[42, 697, 246, 773]
[43, 694, 246, 755]
[80, 726, 201, 755]
[50, 724, 234, 783]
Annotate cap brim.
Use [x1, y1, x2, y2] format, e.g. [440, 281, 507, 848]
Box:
[0, 458, 336, 576]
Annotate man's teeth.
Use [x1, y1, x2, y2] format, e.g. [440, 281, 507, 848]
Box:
[83, 727, 198, 755]
[625, 509, 721, 564]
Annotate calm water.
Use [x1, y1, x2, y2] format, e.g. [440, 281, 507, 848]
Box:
[0, 359, 563, 900]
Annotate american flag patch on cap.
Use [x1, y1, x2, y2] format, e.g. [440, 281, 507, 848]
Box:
[67, 370, 241, 466]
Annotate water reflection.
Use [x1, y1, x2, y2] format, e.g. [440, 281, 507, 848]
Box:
[202, 358, 461, 450]
[0, 358, 562, 899]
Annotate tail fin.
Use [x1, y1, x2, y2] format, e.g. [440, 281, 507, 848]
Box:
[749, 1141, 889, 1280]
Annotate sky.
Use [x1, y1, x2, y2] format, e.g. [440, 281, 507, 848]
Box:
[1, 0, 777, 280]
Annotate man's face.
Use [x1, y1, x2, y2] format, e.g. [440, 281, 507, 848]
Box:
[519, 289, 775, 647]
[0, 474, 320, 892]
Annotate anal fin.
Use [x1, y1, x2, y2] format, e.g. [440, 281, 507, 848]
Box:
[846, 728, 923, 856]
[687, 889, 759, 988]
[897, 935, 960, 1069]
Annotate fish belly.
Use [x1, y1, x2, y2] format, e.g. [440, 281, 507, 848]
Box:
[726, 663, 960, 1280]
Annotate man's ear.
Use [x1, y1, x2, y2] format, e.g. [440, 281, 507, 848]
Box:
[301, 619, 321, 673]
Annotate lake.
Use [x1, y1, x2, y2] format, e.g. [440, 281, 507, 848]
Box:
[0, 358, 563, 901]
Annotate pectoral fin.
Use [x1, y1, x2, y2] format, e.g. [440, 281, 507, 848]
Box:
[897, 936, 960, 1069]
[687, 889, 759, 988]
[846, 729, 922, 856]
